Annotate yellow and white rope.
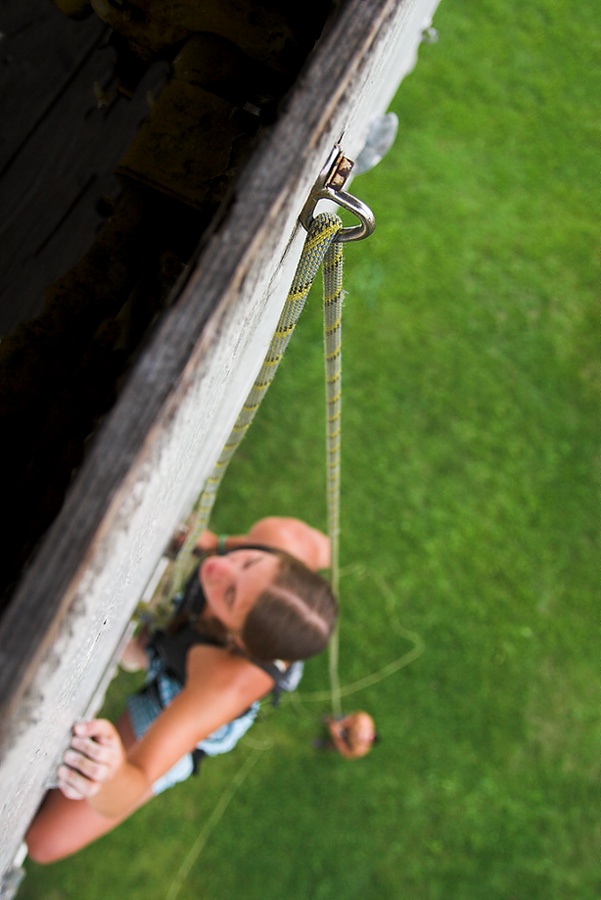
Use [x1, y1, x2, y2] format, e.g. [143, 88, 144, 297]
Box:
[321, 235, 344, 718]
[174, 213, 343, 592]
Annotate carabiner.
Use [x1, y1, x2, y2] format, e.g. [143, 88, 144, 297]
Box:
[299, 146, 375, 243]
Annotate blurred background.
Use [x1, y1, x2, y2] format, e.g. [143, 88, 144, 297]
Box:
[21, 0, 598, 897]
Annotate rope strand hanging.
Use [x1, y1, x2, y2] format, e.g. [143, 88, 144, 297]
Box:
[322, 235, 344, 718]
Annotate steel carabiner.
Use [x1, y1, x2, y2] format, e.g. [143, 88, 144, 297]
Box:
[299, 146, 376, 243]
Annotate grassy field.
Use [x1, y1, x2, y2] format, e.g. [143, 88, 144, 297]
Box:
[21, 0, 599, 897]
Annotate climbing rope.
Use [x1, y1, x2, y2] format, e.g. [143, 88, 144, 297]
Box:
[173, 212, 343, 594]
[322, 236, 344, 718]
[165, 749, 262, 900]
[295, 564, 426, 704]
[171, 211, 346, 718]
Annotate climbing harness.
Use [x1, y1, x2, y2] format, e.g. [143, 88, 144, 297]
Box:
[171, 146, 374, 720]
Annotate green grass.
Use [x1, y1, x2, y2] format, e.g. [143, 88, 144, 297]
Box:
[21, 0, 599, 897]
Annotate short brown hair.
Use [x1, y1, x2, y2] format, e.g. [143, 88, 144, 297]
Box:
[241, 552, 338, 661]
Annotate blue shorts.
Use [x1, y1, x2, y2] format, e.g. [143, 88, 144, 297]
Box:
[126, 672, 259, 795]
[127, 687, 195, 795]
